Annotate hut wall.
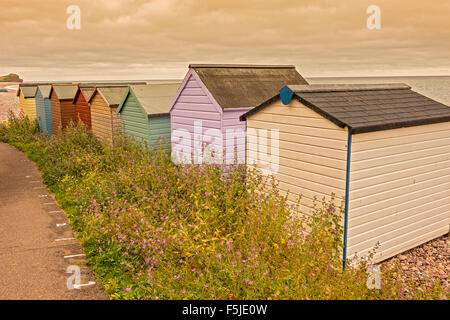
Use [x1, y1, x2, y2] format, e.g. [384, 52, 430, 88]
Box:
[119, 92, 150, 145]
[44, 97, 53, 135]
[60, 100, 76, 129]
[90, 93, 120, 143]
[50, 90, 62, 132]
[170, 72, 222, 162]
[246, 98, 348, 212]
[19, 92, 37, 121]
[222, 107, 251, 164]
[347, 122, 450, 262]
[74, 92, 92, 129]
[148, 116, 171, 148]
[35, 90, 47, 133]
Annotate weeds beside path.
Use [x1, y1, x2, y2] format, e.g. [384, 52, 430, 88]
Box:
[1, 114, 448, 300]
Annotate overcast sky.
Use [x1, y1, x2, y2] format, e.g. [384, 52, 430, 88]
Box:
[1, 0, 449, 81]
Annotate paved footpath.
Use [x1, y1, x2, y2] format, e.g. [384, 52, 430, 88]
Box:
[0, 143, 108, 299]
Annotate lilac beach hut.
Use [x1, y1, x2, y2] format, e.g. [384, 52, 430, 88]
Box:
[169, 64, 308, 164]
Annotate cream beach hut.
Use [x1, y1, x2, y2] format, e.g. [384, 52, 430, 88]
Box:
[241, 83, 450, 264]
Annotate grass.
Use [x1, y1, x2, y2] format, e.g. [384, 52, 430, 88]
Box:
[0, 112, 448, 300]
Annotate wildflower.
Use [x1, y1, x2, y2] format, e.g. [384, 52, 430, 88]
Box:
[125, 288, 131, 293]
[174, 274, 181, 280]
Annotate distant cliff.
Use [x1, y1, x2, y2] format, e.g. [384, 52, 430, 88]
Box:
[0, 73, 23, 82]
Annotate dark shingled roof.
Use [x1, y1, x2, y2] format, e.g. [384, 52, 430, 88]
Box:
[190, 64, 308, 109]
[241, 84, 450, 134]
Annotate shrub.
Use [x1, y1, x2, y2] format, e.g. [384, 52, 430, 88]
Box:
[1, 113, 447, 300]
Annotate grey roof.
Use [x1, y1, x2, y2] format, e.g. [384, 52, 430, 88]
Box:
[37, 85, 52, 98]
[92, 86, 129, 107]
[121, 83, 181, 117]
[78, 81, 146, 86]
[19, 86, 37, 98]
[52, 85, 78, 100]
[241, 83, 450, 134]
[190, 64, 308, 109]
[20, 82, 52, 87]
[80, 87, 96, 101]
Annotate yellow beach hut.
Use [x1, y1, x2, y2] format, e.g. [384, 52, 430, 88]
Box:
[17, 85, 38, 120]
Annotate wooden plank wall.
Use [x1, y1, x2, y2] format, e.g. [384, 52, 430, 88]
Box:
[246, 99, 348, 214]
[19, 92, 37, 121]
[50, 90, 62, 132]
[119, 92, 150, 145]
[347, 122, 450, 262]
[60, 100, 76, 129]
[90, 93, 120, 144]
[35, 90, 47, 133]
[74, 92, 92, 129]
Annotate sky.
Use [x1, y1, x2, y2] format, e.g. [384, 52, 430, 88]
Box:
[1, 0, 449, 81]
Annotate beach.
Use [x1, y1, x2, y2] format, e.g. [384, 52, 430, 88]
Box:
[0, 82, 20, 121]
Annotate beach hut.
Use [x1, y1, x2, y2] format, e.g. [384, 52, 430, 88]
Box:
[169, 64, 308, 164]
[117, 83, 181, 148]
[50, 84, 78, 131]
[17, 85, 37, 120]
[240, 83, 450, 264]
[35, 85, 53, 134]
[88, 85, 129, 143]
[73, 85, 96, 130]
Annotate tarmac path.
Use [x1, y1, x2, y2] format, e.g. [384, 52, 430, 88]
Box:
[0, 142, 108, 299]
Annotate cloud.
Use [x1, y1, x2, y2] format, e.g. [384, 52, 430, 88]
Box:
[0, 0, 449, 80]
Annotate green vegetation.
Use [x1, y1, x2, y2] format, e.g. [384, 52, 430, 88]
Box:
[0, 112, 447, 300]
[0, 73, 23, 82]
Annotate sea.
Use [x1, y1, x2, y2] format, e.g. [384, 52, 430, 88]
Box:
[306, 76, 450, 106]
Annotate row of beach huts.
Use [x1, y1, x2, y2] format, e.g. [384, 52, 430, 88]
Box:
[16, 64, 450, 264]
